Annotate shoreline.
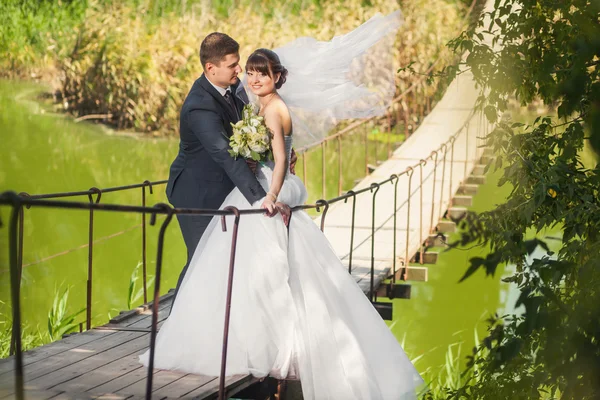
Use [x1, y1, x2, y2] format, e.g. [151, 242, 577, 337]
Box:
[3, 79, 178, 142]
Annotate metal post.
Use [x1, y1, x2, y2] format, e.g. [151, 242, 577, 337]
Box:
[3, 192, 24, 400]
[145, 204, 174, 400]
[141, 181, 153, 304]
[429, 151, 439, 234]
[403, 167, 414, 280]
[369, 183, 380, 302]
[10, 196, 26, 356]
[391, 175, 399, 282]
[17, 206, 24, 285]
[345, 191, 357, 274]
[86, 188, 102, 330]
[418, 160, 427, 264]
[218, 207, 242, 400]
[438, 144, 448, 221]
[448, 137, 456, 211]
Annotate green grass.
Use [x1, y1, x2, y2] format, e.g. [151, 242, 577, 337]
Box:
[0, 286, 87, 358]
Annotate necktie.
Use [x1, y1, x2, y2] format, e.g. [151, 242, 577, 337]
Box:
[224, 90, 240, 120]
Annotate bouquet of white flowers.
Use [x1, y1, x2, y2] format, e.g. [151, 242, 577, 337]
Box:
[228, 104, 273, 162]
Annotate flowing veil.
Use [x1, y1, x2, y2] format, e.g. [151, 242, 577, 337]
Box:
[243, 10, 403, 148]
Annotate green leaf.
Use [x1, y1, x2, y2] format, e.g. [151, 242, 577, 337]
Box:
[484, 105, 497, 123]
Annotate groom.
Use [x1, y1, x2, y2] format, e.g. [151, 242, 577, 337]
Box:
[166, 32, 292, 303]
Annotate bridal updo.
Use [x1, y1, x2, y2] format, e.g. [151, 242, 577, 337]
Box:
[245, 49, 288, 89]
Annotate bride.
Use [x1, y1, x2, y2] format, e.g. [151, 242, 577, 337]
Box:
[140, 11, 424, 399]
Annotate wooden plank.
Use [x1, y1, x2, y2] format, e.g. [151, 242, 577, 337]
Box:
[472, 164, 487, 176]
[47, 337, 152, 394]
[86, 366, 147, 395]
[0, 294, 172, 381]
[18, 389, 64, 399]
[0, 383, 64, 400]
[112, 293, 174, 327]
[109, 293, 171, 325]
[448, 207, 467, 220]
[184, 375, 255, 399]
[151, 374, 215, 398]
[124, 396, 166, 400]
[458, 184, 479, 195]
[411, 251, 439, 264]
[453, 195, 473, 207]
[437, 220, 456, 233]
[427, 233, 448, 247]
[116, 369, 187, 397]
[0, 329, 117, 376]
[3, 331, 145, 386]
[405, 267, 428, 282]
[466, 175, 486, 185]
[2, 332, 148, 397]
[47, 391, 95, 399]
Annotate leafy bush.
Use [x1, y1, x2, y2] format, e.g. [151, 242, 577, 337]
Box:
[430, 0, 600, 398]
[1, 0, 468, 136]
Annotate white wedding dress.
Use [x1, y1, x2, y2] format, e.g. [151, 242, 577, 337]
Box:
[140, 136, 424, 399]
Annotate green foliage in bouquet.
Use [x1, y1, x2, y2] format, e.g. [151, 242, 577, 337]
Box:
[228, 104, 273, 162]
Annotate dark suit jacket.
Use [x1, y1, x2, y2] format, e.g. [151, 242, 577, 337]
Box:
[166, 74, 266, 210]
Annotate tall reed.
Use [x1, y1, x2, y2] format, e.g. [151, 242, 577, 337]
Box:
[1, 0, 467, 136]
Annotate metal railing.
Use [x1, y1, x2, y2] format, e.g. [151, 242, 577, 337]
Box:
[295, 0, 479, 199]
[1, 3, 485, 396]
[0, 104, 491, 399]
[4, 179, 168, 356]
[2, 0, 480, 349]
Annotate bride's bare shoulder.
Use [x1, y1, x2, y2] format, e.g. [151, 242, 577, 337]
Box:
[264, 98, 291, 126]
[272, 97, 292, 134]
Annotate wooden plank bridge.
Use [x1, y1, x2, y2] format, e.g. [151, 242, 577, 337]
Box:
[0, 89, 493, 400]
[0, 1, 498, 397]
[0, 291, 262, 400]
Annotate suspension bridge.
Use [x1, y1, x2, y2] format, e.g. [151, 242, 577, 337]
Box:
[0, 0, 498, 398]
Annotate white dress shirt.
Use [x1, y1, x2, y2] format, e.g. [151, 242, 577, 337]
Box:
[206, 76, 230, 96]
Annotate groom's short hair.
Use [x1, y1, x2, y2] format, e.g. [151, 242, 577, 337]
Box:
[200, 33, 239, 70]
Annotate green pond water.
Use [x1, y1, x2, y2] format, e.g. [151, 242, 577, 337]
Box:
[0, 79, 518, 381]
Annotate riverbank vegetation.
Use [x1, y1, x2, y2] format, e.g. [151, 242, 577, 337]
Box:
[1, 0, 472, 136]
[430, 0, 600, 398]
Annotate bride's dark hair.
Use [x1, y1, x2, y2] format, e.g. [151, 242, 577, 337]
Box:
[245, 49, 288, 89]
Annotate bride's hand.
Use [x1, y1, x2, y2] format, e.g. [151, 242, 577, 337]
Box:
[261, 198, 277, 217]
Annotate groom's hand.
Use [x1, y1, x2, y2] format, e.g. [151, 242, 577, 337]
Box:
[245, 159, 258, 174]
[290, 149, 298, 175]
[275, 202, 291, 226]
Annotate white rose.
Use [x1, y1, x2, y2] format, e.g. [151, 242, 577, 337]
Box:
[250, 142, 267, 153]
